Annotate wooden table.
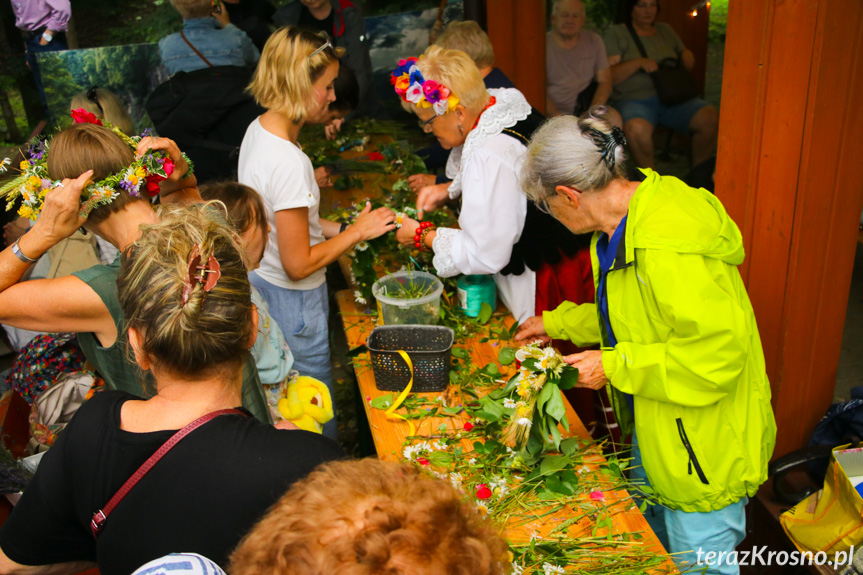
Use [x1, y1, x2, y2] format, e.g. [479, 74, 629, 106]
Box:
[317, 136, 676, 571]
[333, 291, 676, 571]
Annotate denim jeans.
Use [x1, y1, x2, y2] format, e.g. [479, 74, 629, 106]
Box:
[631, 432, 747, 575]
[25, 32, 67, 118]
[249, 273, 337, 439]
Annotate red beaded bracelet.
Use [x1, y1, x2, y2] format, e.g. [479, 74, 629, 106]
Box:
[413, 221, 435, 251]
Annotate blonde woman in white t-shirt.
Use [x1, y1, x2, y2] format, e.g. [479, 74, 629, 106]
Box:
[239, 27, 395, 439]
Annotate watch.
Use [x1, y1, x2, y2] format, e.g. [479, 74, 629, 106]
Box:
[41, 31, 53, 43]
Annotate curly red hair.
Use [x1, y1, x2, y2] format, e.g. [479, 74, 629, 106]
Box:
[228, 458, 510, 575]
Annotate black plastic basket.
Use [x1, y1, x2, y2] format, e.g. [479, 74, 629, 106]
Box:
[367, 325, 454, 392]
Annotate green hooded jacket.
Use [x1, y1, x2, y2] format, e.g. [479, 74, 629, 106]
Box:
[543, 169, 776, 512]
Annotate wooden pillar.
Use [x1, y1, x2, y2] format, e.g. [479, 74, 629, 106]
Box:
[486, 0, 546, 110]
[716, 0, 863, 457]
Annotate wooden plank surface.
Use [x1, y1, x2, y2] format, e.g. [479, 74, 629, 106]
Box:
[334, 290, 675, 570]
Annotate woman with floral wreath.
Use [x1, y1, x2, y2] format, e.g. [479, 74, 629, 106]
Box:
[392, 46, 611, 438]
[0, 113, 271, 422]
[238, 27, 394, 439]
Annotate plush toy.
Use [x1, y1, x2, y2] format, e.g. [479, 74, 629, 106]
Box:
[277, 376, 334, 434]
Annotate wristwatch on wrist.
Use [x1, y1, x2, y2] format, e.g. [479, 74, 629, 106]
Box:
[41, 31, 53, 43]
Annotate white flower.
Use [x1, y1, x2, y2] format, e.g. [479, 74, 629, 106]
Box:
[514, 348, 529, 363]
[403, 445, 418, 460]
[489, 477, 508, 497]
[436, 396, 448, 407]
[516, 417, 533, 429]
[356, 241, 369, 251]
[503, 398, 517, 409]
[511, 562, 524, 575]
[405, 82, 423, 104]
[0, 158, 10, 173]
[449, 472, 463, 489]
[353, 290, 367, 305]
[542, 563, 565, 575]
[469, 458, 477, 466]
[432, 100, 449, 115]
[506, 447, 514, 453]
[432, 441, 445, 451]
[578, 465, 590, 475]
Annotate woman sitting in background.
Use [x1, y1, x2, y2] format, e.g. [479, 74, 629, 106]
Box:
[603, 0, 717, 169]
[0, 203, 344, 575]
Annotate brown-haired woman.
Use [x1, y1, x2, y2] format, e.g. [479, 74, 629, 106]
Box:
[239, 27, 395, 439]
[0, 203, 344, 575]
[0, 122, 271, 421]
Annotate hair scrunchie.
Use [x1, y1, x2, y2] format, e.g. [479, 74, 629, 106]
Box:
[585, 126, 627, 171]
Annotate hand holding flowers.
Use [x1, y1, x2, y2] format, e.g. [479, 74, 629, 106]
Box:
[563, 350, 608, 390]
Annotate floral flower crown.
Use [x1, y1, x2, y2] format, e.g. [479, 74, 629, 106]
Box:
[0, 109, 193, 221]
[390, 57, 459, 115]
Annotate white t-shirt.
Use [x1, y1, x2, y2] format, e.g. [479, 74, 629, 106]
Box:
[238, 117, 326, 290]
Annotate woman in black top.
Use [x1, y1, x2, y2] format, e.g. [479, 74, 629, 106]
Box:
[0, 202, 344, 575]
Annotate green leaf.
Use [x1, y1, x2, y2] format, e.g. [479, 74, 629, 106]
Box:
[498, 347, 517, 365]
[477, 302, 493, 324]
[546, 473, 575, 495]
[521, 358, 538, 371]
[474, 410, 500, 423]
[548, 422, 562, 450]
[639, 500, 648, 513]
[558, 366, 580, 390]
[559, 469, 579, 489]
[539, 455, 570, 476]
[536, 380, 555, 412]
[451, 347, 469, 359]
[369, 394, 394, 410]
[536, 490, 560, 501]
[442, 406, 462, 415]
[479, 396, 505, 419]
[545, 388, 566, 422]
[346, 344, 367, 358]
[560, 437, 581, 457]
[481, 363, 502, 378]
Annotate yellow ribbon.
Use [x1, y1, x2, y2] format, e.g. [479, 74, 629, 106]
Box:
[384, 350, 416, 436]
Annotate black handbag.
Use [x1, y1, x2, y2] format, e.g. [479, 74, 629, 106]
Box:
[626, 24, 699, 106]
[573, 79, 598, 116]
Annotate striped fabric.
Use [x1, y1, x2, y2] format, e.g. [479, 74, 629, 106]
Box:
[131, 553, 227, 575]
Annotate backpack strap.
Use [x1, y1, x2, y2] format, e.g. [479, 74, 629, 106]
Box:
[90, 408, 247, 538]
[181, 31, 214, 68]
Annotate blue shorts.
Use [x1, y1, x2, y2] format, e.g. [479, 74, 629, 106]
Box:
[614, 95, 710, 136]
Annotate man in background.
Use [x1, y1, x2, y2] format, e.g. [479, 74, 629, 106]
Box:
[11, 0, 71, 120]
[546, 0, 617, 122]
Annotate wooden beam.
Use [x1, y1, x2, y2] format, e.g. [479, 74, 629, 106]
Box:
[486, 0, 546, 110]
[716, 0, 863, 457]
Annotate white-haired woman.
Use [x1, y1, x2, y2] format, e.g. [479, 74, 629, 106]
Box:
[239, 27, 394, 439]
[516, 110, 776, 575]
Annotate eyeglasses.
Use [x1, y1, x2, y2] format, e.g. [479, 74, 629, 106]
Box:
[535, 198, 553, 215]
[418, 115, 439, 133]
[86, 86, 104, 115]
[309, 38, 333, 59]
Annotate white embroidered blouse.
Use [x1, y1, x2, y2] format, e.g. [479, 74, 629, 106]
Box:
[431, 88, 536, 322]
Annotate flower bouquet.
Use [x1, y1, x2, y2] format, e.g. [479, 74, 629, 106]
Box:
[497, 342, 579, 462]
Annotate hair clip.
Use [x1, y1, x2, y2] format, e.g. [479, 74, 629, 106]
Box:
[309, 38, 333, 59]
[182, 245, 221, 306]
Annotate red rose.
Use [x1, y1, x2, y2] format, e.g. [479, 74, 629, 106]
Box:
[417, 457, 430, 466]
[162, 157, 175, 177]
[70, 108, 103, 126]
[145, 177, 162, 197]
[463, 422, 474, 431]
[366, 151, 385, 161]
[476, 484, 492, 500]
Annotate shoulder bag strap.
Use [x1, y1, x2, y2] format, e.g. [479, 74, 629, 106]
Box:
[90, 408, 246, 538]
[625, 23, 649, 59]
[180, 31, 215, 68]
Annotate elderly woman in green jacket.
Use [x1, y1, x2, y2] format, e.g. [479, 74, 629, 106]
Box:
[515, 109, 776, 575]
